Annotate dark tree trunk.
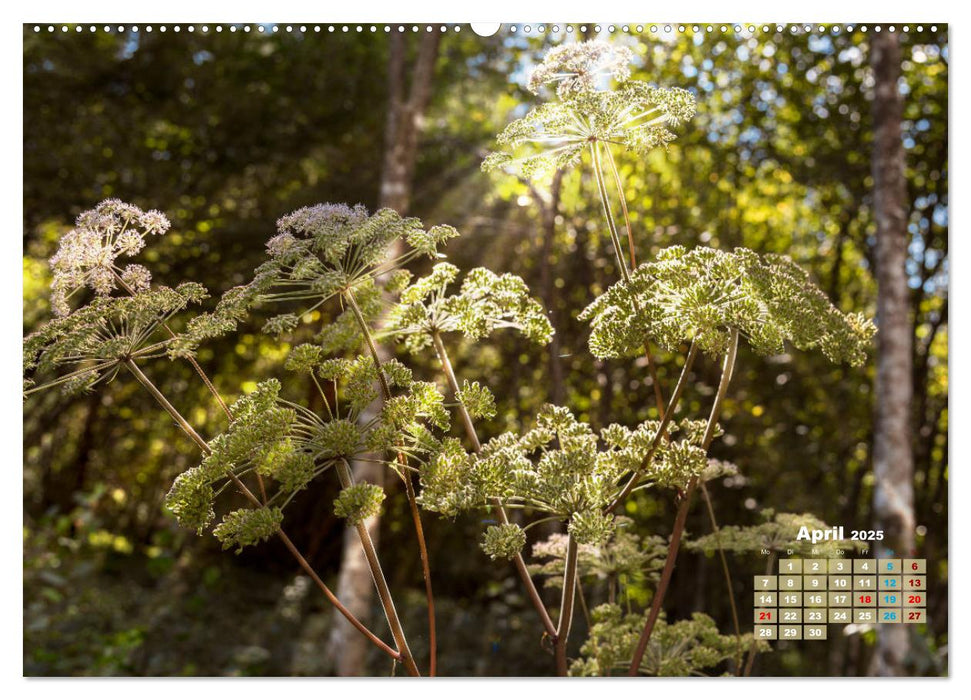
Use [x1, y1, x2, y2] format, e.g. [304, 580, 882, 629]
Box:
[869, 30, 915, 677]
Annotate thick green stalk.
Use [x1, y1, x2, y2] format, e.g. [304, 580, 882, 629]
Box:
[121, 359, 404, 667]
[344, 289, 438, 676]
[627, 329, 739, 675]
[554, 535, 579, 676]
[430, 331, 558, 640]
[336, 458, 420, 677]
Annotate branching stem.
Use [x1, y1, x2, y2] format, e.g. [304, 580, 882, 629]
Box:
[345, 289, 437, 676]
[606, 342, 698, 514]
[121, 358, 405, 668]
[627, 329, 739, 675]
[336, 458, 420, 677]
[430, 330, 558, 640]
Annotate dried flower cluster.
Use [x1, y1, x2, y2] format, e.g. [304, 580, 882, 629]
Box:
[527, 42, 635, 97]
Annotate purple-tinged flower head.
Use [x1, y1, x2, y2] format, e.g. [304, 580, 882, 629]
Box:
[48, 199, 172, 316]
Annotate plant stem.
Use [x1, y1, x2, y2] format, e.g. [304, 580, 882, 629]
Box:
[591, 145, 669, 438]
[113, 273, 270, 501]
[430, 331, 558, 639]
[594, 139, 743, 675]
[627, 329, 739, 675]
[575, 576, 592, 629]
[590, 142, 631, 283]
[554, 534, 579, 676]
[345, 289, 437, 676]
[606, 342, 698, 514]
[700, 482, 743, 670]
[121, 358, 405, 667]
[336, 459, 420, 677]
[602, 145, 637, 269]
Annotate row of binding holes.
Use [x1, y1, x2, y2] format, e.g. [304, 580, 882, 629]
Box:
[32, 25, 461, 33]
[31, 24, 941, 34]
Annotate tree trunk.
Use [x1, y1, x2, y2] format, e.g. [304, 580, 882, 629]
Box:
[870, 30, 915, 677]
[326, 29, 441, 677]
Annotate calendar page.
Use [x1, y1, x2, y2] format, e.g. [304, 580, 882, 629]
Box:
[21, 15, 948, 683]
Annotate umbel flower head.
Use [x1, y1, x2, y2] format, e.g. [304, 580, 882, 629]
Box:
[483, 41, 695, 177]
[48, 199, 171, 316]
[177, 203, 458, 352]
[527, 41, 635, 98]
[686, 509, 866, 559]
[23, 283, 209, 396]
[165, 349, 449, 550]
[528, 518, 667, 591]
[418, 405, 717, 559]
[570, 606, 767, 677]
[385, 262, 554, 353]
[580, 245, 876, 364]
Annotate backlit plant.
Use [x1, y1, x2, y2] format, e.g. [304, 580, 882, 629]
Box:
[23, 39, 876, 678]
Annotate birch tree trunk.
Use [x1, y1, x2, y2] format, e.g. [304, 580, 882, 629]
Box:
[326, 30, 441, 676]
[870, 29, 915, 677]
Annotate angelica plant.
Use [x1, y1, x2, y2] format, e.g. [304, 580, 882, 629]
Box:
[24, 200, 423, 676]
[24, 38, 880, 680]
[476, 39, 876, 677]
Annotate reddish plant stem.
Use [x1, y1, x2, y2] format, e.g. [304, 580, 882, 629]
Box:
[627, 329, 739, 675]
[599, 141, 743, 670]
[336, 458, 419, 676]
[431, 331, 558, 640]
[345, 290, 437, 676]
[121, 358, 406, 668]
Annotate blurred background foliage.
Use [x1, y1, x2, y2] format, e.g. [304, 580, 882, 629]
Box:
[23, 24, 947, 676]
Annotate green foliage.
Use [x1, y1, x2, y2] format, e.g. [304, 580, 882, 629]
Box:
[333, 483, 386, 525]
[580, 245, 876, 364]
[418, 405, 714, 534]
[163, 353, 448, 546]
[386, 262, 553, 353]
[571, 605, 764, 676]
[456, 380, 497, 421]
